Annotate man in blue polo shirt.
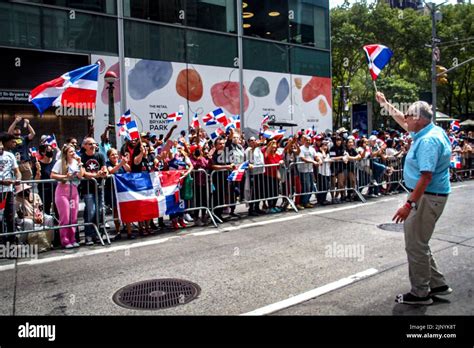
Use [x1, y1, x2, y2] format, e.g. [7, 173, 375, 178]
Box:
[376, 92, 452, 305]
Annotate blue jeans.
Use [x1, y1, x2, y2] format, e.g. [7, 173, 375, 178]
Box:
[369, 161, 386, 195]
[83, 193, 103, 239]
[300, 172, 314, 205]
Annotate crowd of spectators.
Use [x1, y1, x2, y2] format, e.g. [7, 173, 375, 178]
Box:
[1, 114, 473, 252]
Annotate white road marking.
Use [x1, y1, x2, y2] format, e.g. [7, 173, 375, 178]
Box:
[241, 268, 379, 316]
[0, 197, 397, 270]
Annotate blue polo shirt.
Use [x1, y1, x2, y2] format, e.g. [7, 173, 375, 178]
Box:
[404, 123, 451, 194]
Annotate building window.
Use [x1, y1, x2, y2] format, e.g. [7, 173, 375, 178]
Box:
[124, 20, 186, 62]
[290, 47, 330, 77]
[242, 0, 289, 42]
[243, 39, 289, 73]
[186, 30, 237, 67]
[186, 0, 236, 33]
[124, 0, 184, 25]
[0, 2, 117, 54]
[15, 0, 116, 15]
[289, 0, 329, 49]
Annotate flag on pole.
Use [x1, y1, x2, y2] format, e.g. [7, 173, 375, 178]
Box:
[362, 44, 393, 81]
[43, 134, 58, 149]
[202, 112, 217, 126]
[190, 113, 200, 128]
[262, 129, 286, 139]
[29, 147, 39, 159]
[29, 64, 99, 114]
[167, 111, 183, 123]
[210, 128, 224, 141]
[206, 108, 228, 127]
[117, 109, 132, 126]
[119, 120, 140, 140]
[450, 155, 462, 169]
[261, 113, 270, 125]
[450, 120, 460, 132]
[227, 161, 249, 182]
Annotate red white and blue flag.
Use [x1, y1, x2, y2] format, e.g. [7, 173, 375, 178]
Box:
[202, 112, 217, 126]
[167, 111, 183, 123]
[232, 114, 241, 130]
[450, 120, 460, 132]
[227, 161, 249, 182]
[117, 109, 132, 126]
[29, 64, 99, 114]
[363, 44, 393, 81]
[43, 134, 58, 148]
[210, 128, 224, 141]
[305, 125, 316, 137]
[205, 108, 228, 127]
[262, 129, 286, 139]
[119, 120, 140, 140]
[190, 113, 200, 128]
[114, 171, 184, 223]
[449, 135, 459, 148]
[450, 155, 462, 169]
[29, 147, 39, 159]
[261, 113, 270, 125]
[0, 196, 6, 217]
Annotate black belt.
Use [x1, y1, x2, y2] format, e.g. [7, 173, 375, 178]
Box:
[408, 189, 448, 197]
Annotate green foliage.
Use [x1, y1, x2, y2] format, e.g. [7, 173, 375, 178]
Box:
[331, 1, 473, 128]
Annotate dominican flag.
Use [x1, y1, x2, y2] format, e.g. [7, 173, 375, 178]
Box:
[117, 109, 132, 126]
[263, 129, 286, 139]
[227, 161, 249, 182]
[190, 113, 200, 128]
[305, 125, 316, 137]
[167, 111, 183, 123]
[225, 122, 236, 132]
[363, 44, 393, 81]
[202, 112, 217, 126]
[43, 134, 58, 149]
[261, 113, 270, 125]
[449, 135, 458, 148]
[450, 120, 460, 132]
[120, 120, 140, 140]
[450, 155, 462, 169]
[232, 114, 241, 130]
[206, 108, 228, 126]
[29, 64, 99, 114]
[29, 147, 39, 159]
[114, 171, 183, 223]
[0, 196, 6, 218]
[210, 128, 224, 141]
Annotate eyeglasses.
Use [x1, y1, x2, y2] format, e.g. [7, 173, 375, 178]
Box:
[86, 143, 97, 146]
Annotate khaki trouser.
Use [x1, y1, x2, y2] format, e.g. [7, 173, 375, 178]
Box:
[404, 194, 448, 297]
[19, 161, 32, 180]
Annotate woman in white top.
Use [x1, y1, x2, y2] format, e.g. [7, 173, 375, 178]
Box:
[51, 144, 85, 249]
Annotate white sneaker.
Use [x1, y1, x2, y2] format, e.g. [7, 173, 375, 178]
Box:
[184, 213, 194, 222]
[64, 244, 74, 249]
[72, 242, 80, 248]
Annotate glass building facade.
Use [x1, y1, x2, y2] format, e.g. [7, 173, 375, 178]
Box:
[0, 0, 331, 142]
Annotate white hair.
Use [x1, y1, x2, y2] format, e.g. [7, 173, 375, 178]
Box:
[407, 101, 433, 122]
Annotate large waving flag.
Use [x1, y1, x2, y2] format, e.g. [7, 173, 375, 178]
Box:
[119, 120, 140, 140]
[29, 64, 99, 114]
[363, 44, 393, 81]
[205, 108, 228, 127]
[114, 171, 184, 223]
[227, 161, 249, 182]
[450, 120, 460, 132]
[262, 129, 286, 139]
[167, 111, 183, 123]
[117, 109, 132, 126]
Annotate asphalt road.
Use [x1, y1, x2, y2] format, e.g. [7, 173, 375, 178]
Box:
[0, 181, 473, 316]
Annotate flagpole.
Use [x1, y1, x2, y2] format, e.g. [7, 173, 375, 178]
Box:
[373, 80, 378, 94]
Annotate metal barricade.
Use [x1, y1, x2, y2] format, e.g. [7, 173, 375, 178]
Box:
[0, 177, 108, 247]
[210, 163, 297, 217]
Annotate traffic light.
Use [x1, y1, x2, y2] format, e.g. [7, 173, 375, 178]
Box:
[436, 65, 448, 85]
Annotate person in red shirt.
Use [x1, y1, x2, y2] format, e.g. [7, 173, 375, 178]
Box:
[264, 140, 284, 213]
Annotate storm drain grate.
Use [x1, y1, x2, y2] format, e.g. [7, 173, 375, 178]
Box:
[377, 223, 404, 232]
[113, 279, 201, 310]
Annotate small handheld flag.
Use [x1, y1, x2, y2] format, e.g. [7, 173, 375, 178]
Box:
[232, 114, 241, 130]
[191, 113, 200, 129]
[261, 113, 270, 125]
[120, 121, 140, 140]
[29, 147, 39, 159]
[43, 134, 58, 149]
[363, 44, 393, 92]
[205, 108, 227, 127]
[210, 128, 224, 141]
[227, 161, 249, 182]
[262, 129, 286, 139]
[167, 111, 183, 123]
[450, 155, 462, 169]
[29, 64, 99, 114]
[117, 109, 132, 126]
[450, 120, 460, 132]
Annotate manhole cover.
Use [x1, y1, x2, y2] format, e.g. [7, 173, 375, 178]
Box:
[377, 223, 404, 232]
[113, 279, 201, 310]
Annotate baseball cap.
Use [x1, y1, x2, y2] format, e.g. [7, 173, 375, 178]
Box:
[352, 129, 359, 134]
[369, 135, 378, 141]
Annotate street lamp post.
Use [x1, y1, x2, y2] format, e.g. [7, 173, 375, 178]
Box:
[104, 71, 117, 148]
